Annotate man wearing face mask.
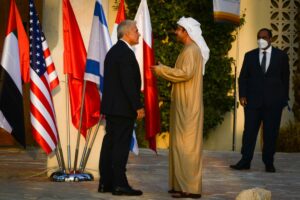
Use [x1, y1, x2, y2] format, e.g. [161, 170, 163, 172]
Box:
[230, 28, 290, 173]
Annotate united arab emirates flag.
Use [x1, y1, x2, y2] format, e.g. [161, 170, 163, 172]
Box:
[0, 0, 30, 147]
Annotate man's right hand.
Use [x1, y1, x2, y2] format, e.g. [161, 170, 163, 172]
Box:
[239, 97, 247, 107]
[136, 108, 145, 120]
[151, 61, 162, 75]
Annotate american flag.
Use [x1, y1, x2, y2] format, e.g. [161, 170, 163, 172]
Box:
[29, 0, 59, 154]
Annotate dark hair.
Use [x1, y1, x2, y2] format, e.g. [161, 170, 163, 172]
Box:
[258, 28, 273, 38]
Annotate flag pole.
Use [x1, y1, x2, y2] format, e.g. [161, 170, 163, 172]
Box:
[81, 117, 102, 172]
[232, 61, 237, 151]
[232, 28, 240, 151]
[54, 148, 62, 170]
[56, 135, 66, 172]
[53, 79, 66, 172]
[73, 80, 87, 172]
[78, 128, 92, 171]
[65, 75, 72, 172]
[51, 77, 93, 181]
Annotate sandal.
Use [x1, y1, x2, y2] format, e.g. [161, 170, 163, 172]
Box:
[172, 192, 201, 199]
[168, 189, 181, 194]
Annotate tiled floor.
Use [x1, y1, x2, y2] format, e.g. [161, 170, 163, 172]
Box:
[0, 148, 299, 200]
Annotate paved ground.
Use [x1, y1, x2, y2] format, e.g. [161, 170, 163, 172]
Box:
[0, 147, 299, 200]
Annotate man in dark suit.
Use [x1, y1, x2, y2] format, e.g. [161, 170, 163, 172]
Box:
[230, 28, 290, 173]
[98, 20, 145, 196]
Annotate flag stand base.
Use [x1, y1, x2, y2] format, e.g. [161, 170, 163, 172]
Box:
[50, 171, 94, 182]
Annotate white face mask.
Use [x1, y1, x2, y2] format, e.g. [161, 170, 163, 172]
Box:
[257, 39, 269, 49]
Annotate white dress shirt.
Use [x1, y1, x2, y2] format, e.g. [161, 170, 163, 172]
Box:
[259, 46, 272, 72]
[120, 39, 134, 52]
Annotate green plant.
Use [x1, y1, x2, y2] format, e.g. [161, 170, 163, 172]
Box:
[125, 0, 244, 140]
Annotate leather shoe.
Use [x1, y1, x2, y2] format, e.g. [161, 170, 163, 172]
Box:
[98, 184, 112, 193]
[112, 186, 143, 196]
[230, 161, 250, 170]
[265, 164, 276, 173]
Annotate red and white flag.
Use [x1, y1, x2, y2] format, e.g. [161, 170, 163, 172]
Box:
[0, 0, 29, 147]
[134, 0, 161, 152]
[111, 0, 126, 45]
[29, 0, 59, 154]
[63, 0, 101, 137]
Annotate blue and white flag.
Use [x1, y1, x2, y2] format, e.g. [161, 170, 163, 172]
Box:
[84, 0, 112, 96]
[130, 124, 139, 155]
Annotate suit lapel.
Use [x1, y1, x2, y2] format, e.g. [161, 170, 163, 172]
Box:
[254, 49, 262, 72]
[255, 47, 275, 74]
[266, 48, 276, 74]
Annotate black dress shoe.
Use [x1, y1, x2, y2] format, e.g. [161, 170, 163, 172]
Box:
[230, 161, 250, 170]
[265, 164, 276, 173]
[112, 186, 143, 196]
[98, 184, 112, 193]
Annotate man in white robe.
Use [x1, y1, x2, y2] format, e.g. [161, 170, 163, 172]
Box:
[152, 17, 209, 198]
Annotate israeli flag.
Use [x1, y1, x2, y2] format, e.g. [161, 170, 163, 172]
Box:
[84, 0, 112, 96]
[130, 124, 139, 155]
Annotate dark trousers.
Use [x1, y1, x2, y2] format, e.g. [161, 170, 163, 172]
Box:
[99, 115, 134, 188]
[241, 105, 283, 166]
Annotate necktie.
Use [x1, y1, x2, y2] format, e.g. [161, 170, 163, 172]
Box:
[261, 51, 266, 73]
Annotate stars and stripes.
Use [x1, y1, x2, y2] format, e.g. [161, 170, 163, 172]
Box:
[29, 1, 59, 90]
[29, 0, 59, 154]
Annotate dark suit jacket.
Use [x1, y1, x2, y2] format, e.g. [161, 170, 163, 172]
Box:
[101, 40, 143, 118]
[238, 47, 289, 108]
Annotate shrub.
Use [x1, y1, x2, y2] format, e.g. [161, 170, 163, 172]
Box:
[123, 0, 244, 146]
